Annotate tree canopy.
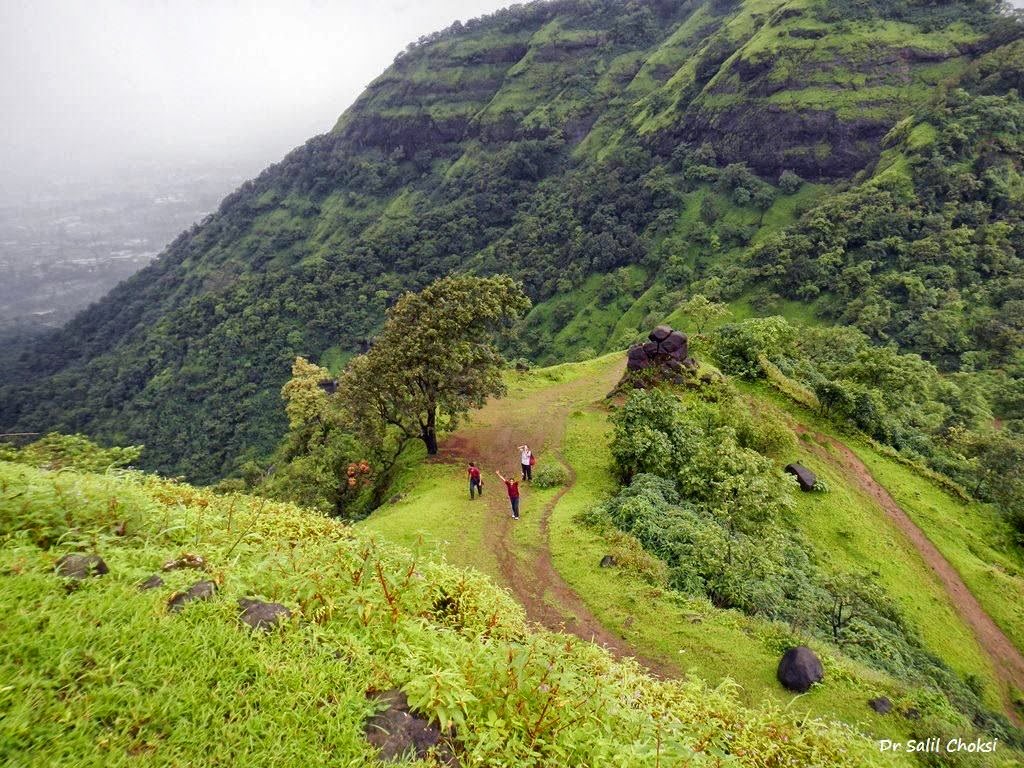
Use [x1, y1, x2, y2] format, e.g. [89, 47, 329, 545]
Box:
[341, 274, 530, 458]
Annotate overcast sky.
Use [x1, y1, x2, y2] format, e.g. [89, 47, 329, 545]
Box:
[0, 0, 511, 195]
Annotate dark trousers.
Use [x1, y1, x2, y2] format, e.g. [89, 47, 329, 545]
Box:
[470, 479, 481, 498]
[521, 463, 532, 481]
[510, 497, 520, 519]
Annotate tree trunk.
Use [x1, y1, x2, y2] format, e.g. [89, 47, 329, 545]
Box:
[421, 408, 439, 455]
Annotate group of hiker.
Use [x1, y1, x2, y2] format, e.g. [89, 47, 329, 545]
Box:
[466, 444, 535, 520]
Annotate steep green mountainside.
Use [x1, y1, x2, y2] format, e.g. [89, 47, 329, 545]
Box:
[1, 0, 1020, 482]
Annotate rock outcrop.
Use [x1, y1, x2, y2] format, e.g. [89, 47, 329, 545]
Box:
[625, 325, 697, 385]
[138, 574, 165, 591]
[168, 580, 217, 613]
[869, 696, 893, 714]
[364, 689, 458, 765]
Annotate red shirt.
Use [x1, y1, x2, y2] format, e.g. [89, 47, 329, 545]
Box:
[468, 466, 481, 480]
[504, 479, 520, 499]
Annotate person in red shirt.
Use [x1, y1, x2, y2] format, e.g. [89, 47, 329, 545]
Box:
[467, 462, 482, 499]
[495, 470, 520, 519]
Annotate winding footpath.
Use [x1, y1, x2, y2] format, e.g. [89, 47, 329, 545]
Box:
[438, 360, 673, 677]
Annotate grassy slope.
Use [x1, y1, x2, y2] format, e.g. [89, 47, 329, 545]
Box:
[749, 382, 1024, 661]
[1, 460, 900, 767]
[360, 355, 1022, 753]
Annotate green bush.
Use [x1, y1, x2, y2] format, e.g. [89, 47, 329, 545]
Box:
[3, 432, 142, 473]
[532, 463, 568, 488]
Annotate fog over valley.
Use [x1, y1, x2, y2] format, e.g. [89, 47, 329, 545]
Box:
[0, 0, 510, 329]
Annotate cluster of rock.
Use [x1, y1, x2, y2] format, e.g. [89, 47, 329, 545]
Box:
[53, 550, 290, 631]
[626, 325, 697, 385]
[53, 548, 452, 763]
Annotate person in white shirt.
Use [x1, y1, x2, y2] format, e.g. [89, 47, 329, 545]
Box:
[518, 444, 533, 481]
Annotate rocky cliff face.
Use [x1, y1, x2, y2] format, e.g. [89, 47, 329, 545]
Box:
[0, 0, 1013, 481]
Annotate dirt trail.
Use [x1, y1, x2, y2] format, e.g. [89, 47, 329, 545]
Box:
[437, 361, 674, 677]
[799, 429, 1024, 723]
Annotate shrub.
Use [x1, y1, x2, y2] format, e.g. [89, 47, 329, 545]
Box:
[5, 432, 142, 473]
[532, 463, 568, 488]
[779, 169, 803, 194]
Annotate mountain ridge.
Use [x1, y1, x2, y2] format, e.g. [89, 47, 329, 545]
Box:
[1, 0, 1020, 482]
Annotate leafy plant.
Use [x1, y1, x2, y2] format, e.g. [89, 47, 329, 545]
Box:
[531, 463, 568, 489]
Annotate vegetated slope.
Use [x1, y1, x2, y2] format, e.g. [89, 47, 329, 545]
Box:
[0, 460, 900, 767]
[360, 353, 1024, 751]
[1, 0, 1017, 482]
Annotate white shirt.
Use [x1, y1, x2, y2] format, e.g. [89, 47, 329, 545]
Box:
[520, 448, 532, 464]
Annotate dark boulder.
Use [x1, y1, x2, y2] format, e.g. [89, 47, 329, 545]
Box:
[660, 331, 688, 355]
[903, 707, 922, 720]
[642, 340, 659, 356]
[777, 646, 824, 692]
[138, 575, 165, 591]
[364, 689, 457, 764]
[785, 463, 817, 491]
[599, 555, 617, 568]
[627, 345, 649, 371]
[168, 580, 217, 612]
[869, 697, 892, 714]
[238, 598, 292, 631]
[649, 325, 673, 342]
[55, 554, 108, 580]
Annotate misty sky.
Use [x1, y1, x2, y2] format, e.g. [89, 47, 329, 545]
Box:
[0, 0, 512, 194]
[4, 0, 1024, 198]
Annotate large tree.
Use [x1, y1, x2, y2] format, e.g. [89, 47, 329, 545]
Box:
[340, 274, 530, 457]
[262, 356, 372, 516]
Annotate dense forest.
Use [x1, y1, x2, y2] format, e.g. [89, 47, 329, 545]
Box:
[1, 0, 1022, 483]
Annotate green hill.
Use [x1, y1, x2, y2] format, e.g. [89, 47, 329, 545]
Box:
[2, 0, 1022, 483]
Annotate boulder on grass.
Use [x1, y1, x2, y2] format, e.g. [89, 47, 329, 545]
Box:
[777, 646, 824, 693]
[138, 575, 164, 591]
[784, 463, 817, 492]
[55, 554, 108, 580]
[599, 555, 616, 568]
[168, 580, 217, 613]
[364, 689, 457, 764]
[162, 553, 207, 571]
[869, 697, 892, 714]
[238, 598, 291, 631]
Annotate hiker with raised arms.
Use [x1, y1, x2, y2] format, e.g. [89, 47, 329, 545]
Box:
[495, 470, 520, 520]
[518, 444, 534, 482]
[467, 461, 482, 499]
